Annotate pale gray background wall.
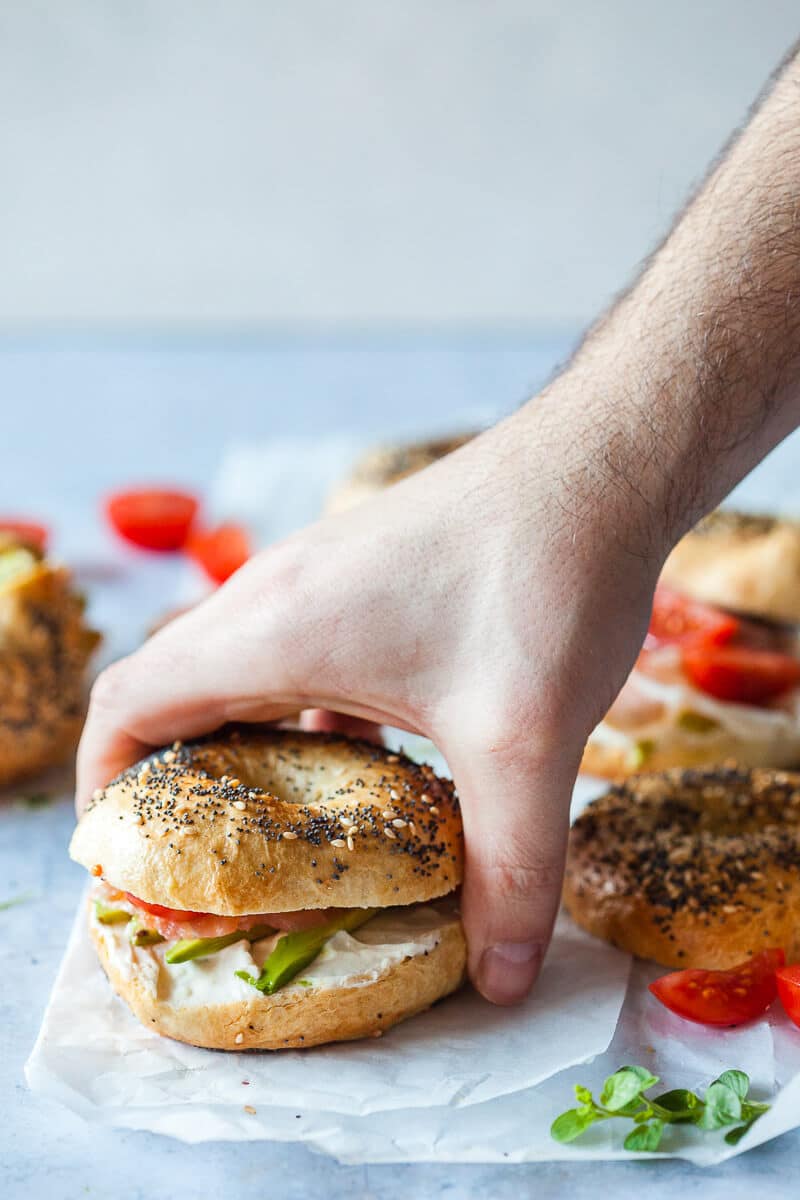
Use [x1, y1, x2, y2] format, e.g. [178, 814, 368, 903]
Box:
[1, 1, 799, 330]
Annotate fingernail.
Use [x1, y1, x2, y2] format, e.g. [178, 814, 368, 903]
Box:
[477, 941, 542, 1005]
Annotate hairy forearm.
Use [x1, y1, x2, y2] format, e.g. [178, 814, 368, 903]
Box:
[527, 43, 800, 558]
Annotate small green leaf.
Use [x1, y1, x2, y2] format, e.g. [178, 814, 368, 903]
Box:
[574, 1085, 594, 1105]
[601, 1066, 659, 1112]
[698, 1082, 742, 1129]
[0, 893, 34, 911]
[551, 1108, 599, 1143]
[724, 1119, 758, 1146]
[624, 1120, 664, 1152]
[21, 792, 52, 809]
[650, 1089, 701, 1122]
[716, 1070, 749, 1100]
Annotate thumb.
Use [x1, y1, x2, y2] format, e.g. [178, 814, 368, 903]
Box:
[444, 737, 577, 1006]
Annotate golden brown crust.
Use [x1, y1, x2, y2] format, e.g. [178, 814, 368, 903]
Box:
[662, 509, 800, 624]
[325, 434, 474, 514]
[580, 731, 800, 779]
[564, 765, 800, 968]
[0, 552, 100, 788]
[90, 905, 467, 1049]
[70, 726, 463, 913]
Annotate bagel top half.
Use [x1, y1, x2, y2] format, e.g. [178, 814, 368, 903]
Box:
[70, 727, 463, 914]
[662, 509, 800, 625]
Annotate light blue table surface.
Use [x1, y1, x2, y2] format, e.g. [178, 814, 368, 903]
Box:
[2, 335, 800, 1199]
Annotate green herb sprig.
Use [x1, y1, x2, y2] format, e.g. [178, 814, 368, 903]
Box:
[551, 1066, 770, 1153]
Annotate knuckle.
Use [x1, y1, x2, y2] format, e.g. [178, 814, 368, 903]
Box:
[88, 659, 133, 715]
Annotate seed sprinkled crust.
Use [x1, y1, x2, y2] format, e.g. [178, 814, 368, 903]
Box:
[564, 765, 800, 968]
[70, 726, 463, 913]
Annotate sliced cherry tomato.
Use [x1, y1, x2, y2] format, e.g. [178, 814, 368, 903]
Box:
[106, 489, 199, 552]
[0, 519, 49, 552]
[186, 522, 251, 583]
[776, 964, 800, 1029]
[123, 891, 336, 940]
[124, 894, 204, 923]
[645, 586, 739, 651]
[682, 644, 800, 705]
[649, 948, 785, 1026]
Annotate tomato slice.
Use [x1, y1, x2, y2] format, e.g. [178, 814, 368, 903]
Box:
[106, 489, 199, 552]
[645, 586, 739, 651]
[682, 644, 800, 705]
[123, 891, 338, 940]
[776, 964, 800, 1029]
[125, 894, 204, 923]
[0, 519, 49, 552]
[649, 948, 785, 1026]
[186, 522, 251, 583]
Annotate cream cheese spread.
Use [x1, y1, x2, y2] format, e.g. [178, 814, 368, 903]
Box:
[90, 895, 458, 1009]
[588, 659, 800, 767]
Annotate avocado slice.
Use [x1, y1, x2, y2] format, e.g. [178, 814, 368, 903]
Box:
[165, 924, 275, 965]
[236, 908, 378, 994]
[94, 900, 132, 925]
[129, 920, 165, 947]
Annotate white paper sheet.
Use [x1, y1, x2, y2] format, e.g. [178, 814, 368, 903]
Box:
[25, 432, 800, 1163]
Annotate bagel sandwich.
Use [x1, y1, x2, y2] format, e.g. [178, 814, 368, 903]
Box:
[0, 535, 100, 788]
[325, 433, 474, 514]
[582, 583, 800, 778]
[662, 509, 800, 626]
[69, 727, 466, 1050]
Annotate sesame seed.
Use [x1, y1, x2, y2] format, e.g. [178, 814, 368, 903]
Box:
[347, 836, 355, 851]
[232, 800, 246, 811]
[392, 818, 407, 828]
[220, 775, 229, 784]
[387, 754, 399, 763]
[229, 778, 241, 788]
[389, 789, 399, 801]
[330, 838, 346, 848]
[383, 826, 397, 840]
[420, 793, 430, 804]
[163, 750, 176, 764]
[282, 831, 299, 841]
[234, 1032, 244, 1045]
[428, 805, 439, 815]
[172, 740, 182, 751]
[409, 822, 417, 836]
[382, 809, 396, 820]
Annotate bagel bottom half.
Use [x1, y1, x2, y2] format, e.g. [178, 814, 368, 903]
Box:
[89, 900, 467, 1050]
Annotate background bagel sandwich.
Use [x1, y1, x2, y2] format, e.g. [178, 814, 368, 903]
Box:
[69, 726, 466, 1050]
[0, 535, 100, 789]
[582, 580, 800, 778]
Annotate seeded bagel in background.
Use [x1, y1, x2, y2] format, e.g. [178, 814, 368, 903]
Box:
[0, 537, 100, 789]
[564, 765, 800, 968]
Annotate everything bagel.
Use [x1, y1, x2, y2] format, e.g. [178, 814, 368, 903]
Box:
[0, 538, 100, 788]
[70, 727, 466, 1049]
[563, 765, 800, 968]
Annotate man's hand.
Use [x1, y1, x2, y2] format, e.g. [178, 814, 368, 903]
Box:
[76, 412, 663, 1005]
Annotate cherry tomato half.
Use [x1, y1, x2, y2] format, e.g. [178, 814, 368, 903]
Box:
[106, 489, 199, 552]
[645, 586, 740, 650]
[186, 522, 251, 584]
[682, 644, 800, 705]
[649, 948, 785, 1026]
[0, 519, 49, 552]
[776, 964, 800, 1029]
